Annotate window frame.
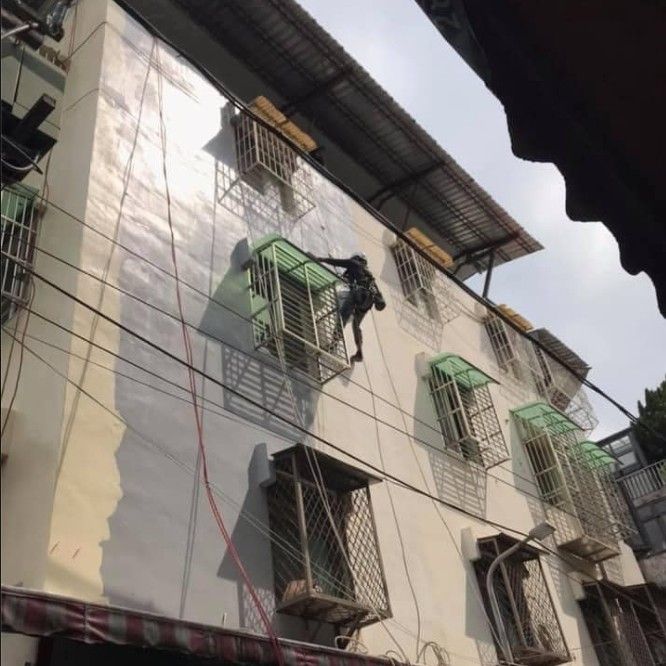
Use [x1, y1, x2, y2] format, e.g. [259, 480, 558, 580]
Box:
[391, 238, 439, 319]
[248, 237, 349, 384]
[265, 445, 391, 627]
[1, 185, 40, 326]
[472, 534, 570, 666]
[427, 355, 508, 468]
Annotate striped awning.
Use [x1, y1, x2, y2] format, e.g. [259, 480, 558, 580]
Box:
[0, 586, 402, 666]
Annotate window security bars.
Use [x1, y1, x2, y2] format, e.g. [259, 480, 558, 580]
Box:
[428, 355, 508, 469]
[527, 344, 598, 433]
[392, 239, 439, 319]
[266, 447, 391, 627]
[579, 582, 666, 666]
[228, 111, 315, 219]
[473, 535, 569, 666]
[1, 186, 39, 326]
[249, 238, 349, 384]
[485, 315, 521, 375]
[513, 404, 632, 563]
[484, 315, 598, 433]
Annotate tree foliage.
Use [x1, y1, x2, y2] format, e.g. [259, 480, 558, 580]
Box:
[632, 377, 666, 464]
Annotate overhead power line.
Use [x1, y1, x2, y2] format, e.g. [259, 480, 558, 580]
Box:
[110, 0, 653, 435]
[11, 260, 657, 611]
[3, 310, 658, 626]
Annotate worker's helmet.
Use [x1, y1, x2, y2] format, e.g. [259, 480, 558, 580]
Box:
[352, 252, 368, 265]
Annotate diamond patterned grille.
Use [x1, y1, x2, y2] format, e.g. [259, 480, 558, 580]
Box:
[266, 449, 390, 626]
[474, 536, 569, 666]
[580, 583, 666, 666]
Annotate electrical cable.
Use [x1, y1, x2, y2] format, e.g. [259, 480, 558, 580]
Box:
[362, 358, 424, 658]
[0, 22, 37, 41]
[21, 238, 626, 534]
[235, 164, 410, 662]
[55, 39, 156, 483]
[5, 244, 627, 538]
[111, 0, 663, 443]
[154, 46, 284, 666]
[0, 282, 34, 438]
[14, 262, 657, 623]
[3, 322, 654, 660]
[366, 309, 505, 651]
[18, 186, 651, 455]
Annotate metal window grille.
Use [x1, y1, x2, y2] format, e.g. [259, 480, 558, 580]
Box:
[1, 186, 39, 325]
[473, 535, 570, 666]
[527, 343, 598, 433]
[249, 240, 349, 384]
[266, 446, 391, 627]
[485, 315, 520, 375]
[391, 239, 439, 319]
[428, 362, 508, 468]
[579, 582, 666, 666]
[229, 111, 315, 219]
[514, 406, 631, 563]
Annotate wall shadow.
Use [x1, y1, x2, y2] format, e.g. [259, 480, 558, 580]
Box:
[199, 241, 318, 442]
[217, 444, 335, 645]
[204, 104, 309, 242]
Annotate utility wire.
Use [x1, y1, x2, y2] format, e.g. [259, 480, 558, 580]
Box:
[12, 261, 657, 620]
[3, 323, 652, 652]
[11, 242, 627, 534]
[110, 0, 661, 442]
[6, 245, 626, 537]
[154, 46, 284, 666]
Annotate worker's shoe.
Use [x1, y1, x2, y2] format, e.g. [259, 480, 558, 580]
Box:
[350, 351, 363, 363]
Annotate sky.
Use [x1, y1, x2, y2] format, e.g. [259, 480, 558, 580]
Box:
[298, 0, 666, 439]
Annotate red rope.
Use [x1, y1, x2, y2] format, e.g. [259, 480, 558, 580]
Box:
[155, 47, 285, 666]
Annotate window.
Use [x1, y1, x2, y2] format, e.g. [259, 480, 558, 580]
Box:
[1, 185, 39, 325]
[428, 353, 508, 468]
[513, 403, 630, 563]
[579, 583, 666, 666]
[249, 235, 348, 384]
[473, 534, 569, 666]
[391, 239, 438, 319]
[266, 445, 391, 626]
[232, 102, 315, 219]
[485, 315, 520, 375]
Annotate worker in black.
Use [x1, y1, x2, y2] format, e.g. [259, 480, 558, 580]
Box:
[309, 252, 385, 363]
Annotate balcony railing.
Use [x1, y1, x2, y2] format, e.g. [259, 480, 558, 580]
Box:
[619, 460, 665, 502]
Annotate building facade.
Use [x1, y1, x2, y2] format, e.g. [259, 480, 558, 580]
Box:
[1, 1, 664, 665]
[599, 429, 666, 589]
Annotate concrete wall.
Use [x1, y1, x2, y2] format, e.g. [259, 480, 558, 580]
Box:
[1, 2, 646, 665]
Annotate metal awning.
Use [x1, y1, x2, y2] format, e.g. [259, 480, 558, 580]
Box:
[163, 0, 542, 276]
[0, 586, 404, 666]
[512, 402, 580, 436]
[528, 329, 591, 377]
[253, 234, 340, 290]
[430, 353, 495, 389]
[573, 441, 615, 470]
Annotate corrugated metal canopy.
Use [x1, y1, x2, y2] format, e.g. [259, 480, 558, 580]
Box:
[173, 0, 542, 274]
[529, 328, 591, 378]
